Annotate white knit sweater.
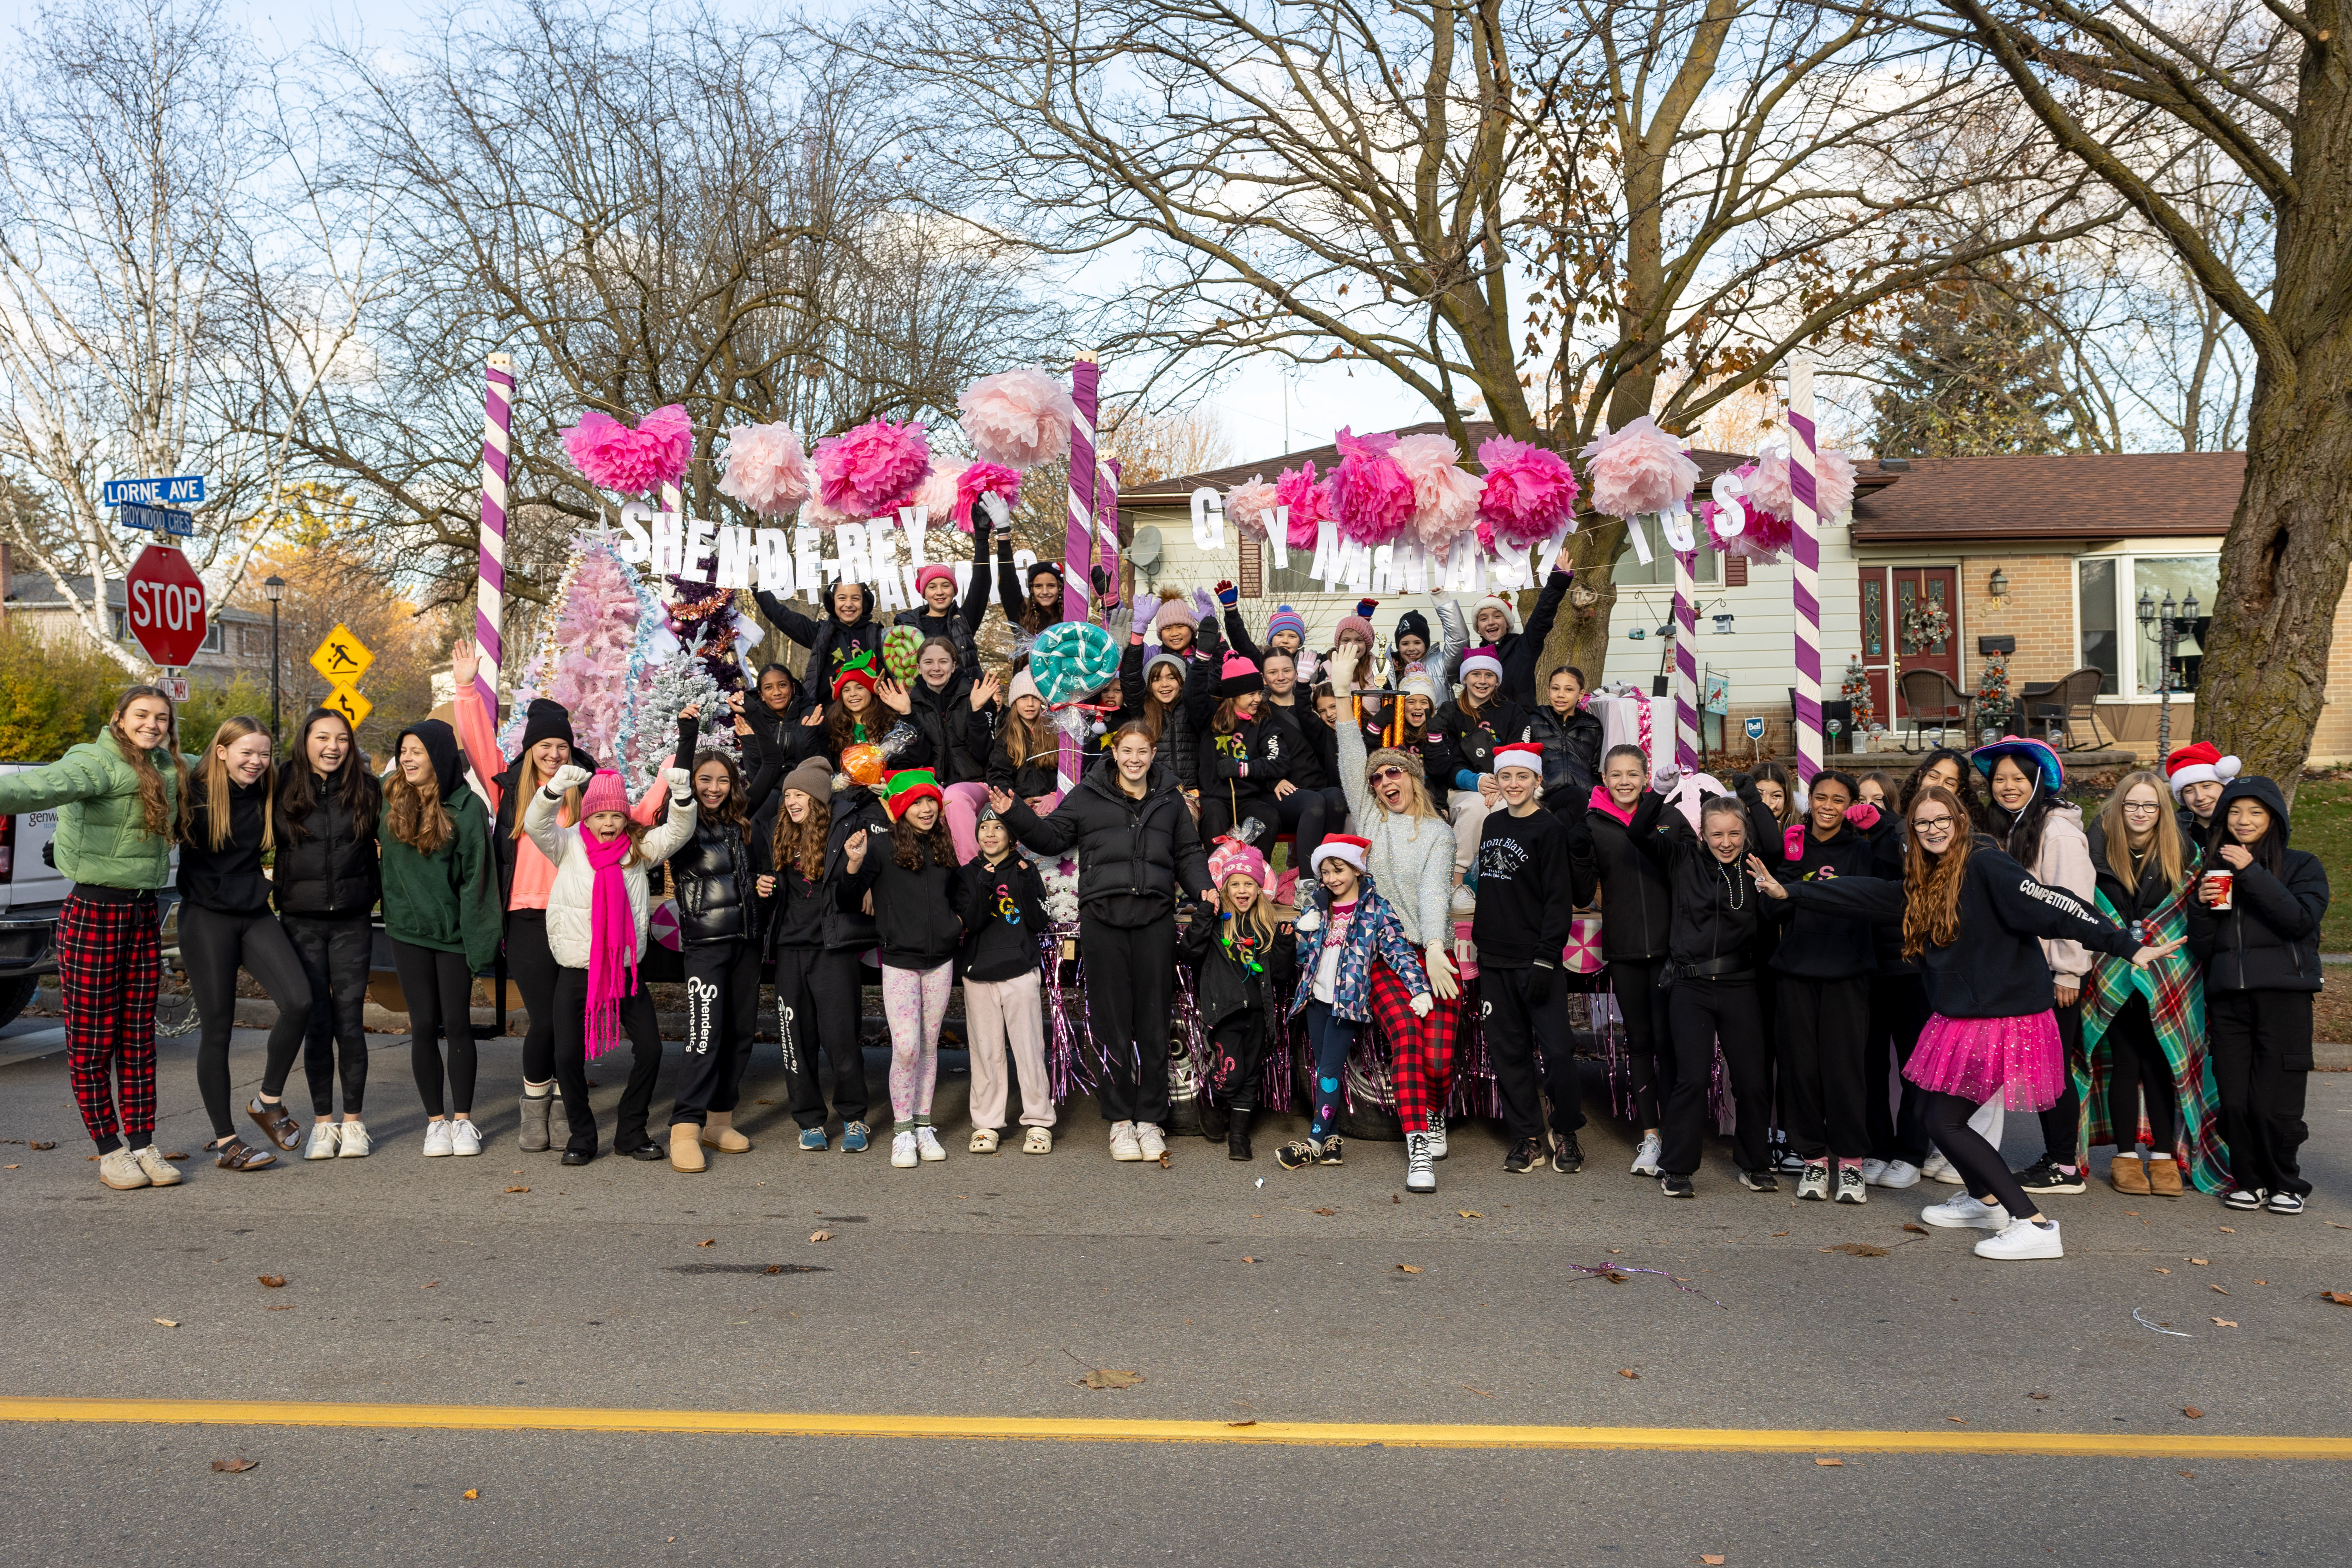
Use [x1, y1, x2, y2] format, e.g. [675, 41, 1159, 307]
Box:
[1335, 708, 1455, 950]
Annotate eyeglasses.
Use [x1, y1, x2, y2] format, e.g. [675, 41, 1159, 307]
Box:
[1913, 814, 1956, 833]
[1371, 766, 1410, 783]
[2121, 802, 2163, 817]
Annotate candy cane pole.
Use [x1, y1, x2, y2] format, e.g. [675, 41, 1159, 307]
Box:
[1097, 455, 1121, 612]
[1789, 355, 1823, 781]
[1674, 545, 1700, 771]
[1061, 353, 1100, 791]
[475, 353, 514, 719]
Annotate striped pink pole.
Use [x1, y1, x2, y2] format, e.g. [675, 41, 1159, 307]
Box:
[474, 353, 514, 719]
[1096, 456, 1121, 606]
[1673, 546, 1700, 771]
[1789, 356, 1823, 781]
[1060, 354, 1099, 790]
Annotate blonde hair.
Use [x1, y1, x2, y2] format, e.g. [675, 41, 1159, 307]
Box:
[1220, 874, 1277, 946]
[187, 716, 275, 852]
[110, 686, 189, 840]
[2098, 768, 2188, 892]
[513, 748, 579, 839]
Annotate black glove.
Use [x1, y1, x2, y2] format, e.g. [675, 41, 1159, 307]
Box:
[1527, 961, 1558, 1008]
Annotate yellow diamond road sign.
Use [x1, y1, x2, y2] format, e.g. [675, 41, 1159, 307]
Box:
[309, 624, 374, 684]
[320, 685, 372, 729]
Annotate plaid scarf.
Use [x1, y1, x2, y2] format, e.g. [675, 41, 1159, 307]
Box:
[2074, 866, 2229, 1193]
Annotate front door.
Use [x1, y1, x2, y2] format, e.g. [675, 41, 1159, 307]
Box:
[1857, 566, 1962, 722]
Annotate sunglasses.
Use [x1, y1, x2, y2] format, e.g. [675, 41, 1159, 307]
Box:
[1371, 765, 1411, 784]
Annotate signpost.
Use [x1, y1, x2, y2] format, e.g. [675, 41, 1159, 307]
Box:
[117, 502, 195, 538]
[310, 624, 374, 732]
[103, 475, 205, 508]
[123, 545, 208, 670]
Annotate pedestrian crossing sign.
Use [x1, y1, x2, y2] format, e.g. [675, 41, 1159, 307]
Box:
[309, 625, 374, 684]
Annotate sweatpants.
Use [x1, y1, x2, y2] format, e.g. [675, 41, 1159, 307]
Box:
[282, 913, 370, 1117]
[672, 939, 761, 1127]
[551, 965, 663, 1156]
[1482, 964, 1584, 1144]
[882, 959, 954, 1123]
[2208, 989, 2312, 1198]
[506, 910, 562, 1084]
[1660, 976, 1770, 1177]
[774, 946, 869, 1130]
[1203, 1013, 1271, 1111]
[942, 782, 991, 862]
[1925, 1089, 2033, 1219]
[1606, 958, 1670, 1130]
[1081, 913, 1176, 1126]
[391, 938, 477, 1119]
[2103, 993, 2176, 1150]
[1446, 789, 1492, 876]
[2036, 997, 2085, 1168]
[1303, 999, 1360, 1141]
[181, 904, 314, 1140]
[1272, 785, 1345, 873]
[966, 970, 1053, 1129]
[59, 890, 160, 1155]
[1866, 971, 1933, 1165]
[1371, 959, 1457, 1134]
[1776, 973, 1873, 1161]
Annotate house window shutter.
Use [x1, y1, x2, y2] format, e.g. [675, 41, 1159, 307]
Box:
[1725, 556, 1749, 588]
[1238, 535, 1263, 598]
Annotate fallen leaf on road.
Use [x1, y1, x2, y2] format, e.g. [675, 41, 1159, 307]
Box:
[1824, 1243, 1889, 1257]
[30, 1141, 55, 1150]
[2028, 1392, 2050, 1400]
[1946, 1417, 1967, 1424]
[698, 1238, 716, 1248]
[1619, 1369, 1639, 1379]
[422, 1281, 439, 1289]
[1461, 1384, 1494, 1398]
[2211, 1285, 2232, 1295]
[2153, 1268, 2171, 1274]
[504, 1186, 529, 1194]
[2254, 1280, 2267, 1285]
[2179, 1470, 2195, 1478]
[1226, 1419, 1256, 1427]
[1902, 1223, 1928, 1234]
[463, 1489, 478, 1500]
[154, 1318, 178, 1327]
[264, 1304, 292, 1311]
[1457, 1210, 1482, 1219]
[2218, 1227, 2235, 1233]
[2212, 1318, 2237, 1327]
[1396, 1264, 1421, 1273]
[1314, 1207, 1335, 1216]
[164, 1153, 186, 1160]
[1158, 1151, 1171, 1168]
[2321, 1291, 2352, 1306]
[1391, 1194, 1400, 1204]
[810, 1231, 833, 1243]
[1077, 1369, 1143, 1390]
[2183, 1406, 2204, 1419]
[1814, 1458, 1843, 1466]
[1771, 1231, 1789, 1238]
[210, 1458, 256, 1473]
[2190, 1258, 2208, 1266]
[4, 1164, 17, 1170]
[1702, 1556, 1726, 1565]
[1241, 1256, 1256, 1264]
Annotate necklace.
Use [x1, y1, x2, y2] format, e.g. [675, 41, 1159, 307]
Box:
[1716, 859, 1746, 911]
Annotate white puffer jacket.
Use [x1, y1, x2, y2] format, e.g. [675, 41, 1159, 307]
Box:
[525, 773, 698, 969]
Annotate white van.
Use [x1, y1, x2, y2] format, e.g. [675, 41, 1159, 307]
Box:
[0, 763, 71, 1027]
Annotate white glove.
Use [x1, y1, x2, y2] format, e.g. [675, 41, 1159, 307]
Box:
[1650, 763, 1682, 796]
[1423, 943, 1459, 1001]
[547, 764, 592, 796]
[1408, 992, 1433, 1018]
[663, 766, 692, 800]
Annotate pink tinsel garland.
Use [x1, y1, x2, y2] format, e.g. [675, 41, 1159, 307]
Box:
[562, 404, 693, 496]
[1330, 428, 1416, 547]
[1579, 414, 1698, 520]
[812, 417, 932, 518]
[715, 422, 810, 518]
[1391, 433, 1482, 548]
[959, 368, 1077, 471]
[1474, 435, 1580, 549]
[1273, 461, 1331, 549]
[1223, 476, 1277, 540]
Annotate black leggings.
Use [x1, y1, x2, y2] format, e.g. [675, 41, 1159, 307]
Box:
[180, 904, 313, 1141]
[551, 965, 664, 1155]
[1924, 1090, 2034, 1219]
[1660, 977, 1771, 1177]
[282, 913, 370, 1117]
[506, 910, 562, 1084]
[1866, 972, 1933, 1165]
[2103, 993, 2175, 1150]
[392, 938, 476, 1118]
[1607, 960, 1670, 1130]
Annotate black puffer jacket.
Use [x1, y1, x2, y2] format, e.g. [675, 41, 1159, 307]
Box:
[1565, 794, 1670, 963]
[738, 693, 816, 781]
[668, 816, 768, 946]
[1529, 703, 1604, 808]
[177, 777, 274, 915]
[907, 672, 990, 785]
[1181, 909, 1296, 1029]
[1001, 757, 1212, 929]
[1436, 697, 1534, 792]
[754, 583, 882, 706]
[2186, 776, 2328, 993]
[1116, 643, 1201, 792]
[272, 776, 380, 918]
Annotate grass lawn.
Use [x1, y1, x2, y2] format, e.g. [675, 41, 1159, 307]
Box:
[2289, 780, 2352, 953]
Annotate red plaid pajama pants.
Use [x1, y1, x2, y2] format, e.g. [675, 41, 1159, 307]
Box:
[57, 892, 161, 1148]
[1370, 960, 1460, 1134]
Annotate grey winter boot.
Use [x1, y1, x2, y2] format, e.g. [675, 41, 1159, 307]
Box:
[517, 1088, 553, 1153]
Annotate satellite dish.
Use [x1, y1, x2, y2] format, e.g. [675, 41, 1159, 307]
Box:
[1129, 525, 1163, 568]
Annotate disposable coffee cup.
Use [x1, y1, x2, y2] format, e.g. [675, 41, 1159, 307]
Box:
[2203, 869, 2234, 910]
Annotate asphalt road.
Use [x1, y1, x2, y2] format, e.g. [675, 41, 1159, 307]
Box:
[2, 1020, 2347, 1567]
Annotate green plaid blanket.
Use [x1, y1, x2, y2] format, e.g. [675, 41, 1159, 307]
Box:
[2073, 870, 2229, 1193]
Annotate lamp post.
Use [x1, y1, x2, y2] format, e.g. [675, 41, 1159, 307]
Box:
[2136, 586, 2200, 756]
[262, 574, 286, 745]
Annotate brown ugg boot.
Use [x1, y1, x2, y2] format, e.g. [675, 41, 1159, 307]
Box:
[669, 1121, 707, 1172]
[2147, 1156, 2184, 1196]
[2109, 1152, 2148, 1194]
[700, 1110, 752, 1153]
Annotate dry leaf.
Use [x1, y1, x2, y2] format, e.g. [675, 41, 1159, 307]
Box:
[29, 1140, 55, 1150]
[1390, 1193, 1400, 1204]
[809, 1231, 834, 1243]
[1771, 1231, 1790, 1238]
[164, 1153, 186, 1161]
[1458, 1210, 1483, 1219]
[2211, 1285, 2232, 1295]
[2028, 1392, 2050, 1400]
[2153, 1268, 2172, 1274]
[698, 1238, 717, 1248]
[1702, 1557, 1727, 1565]
[2218, 1227, 2236, 1233]
[1461, 1384, 1494, 1398]
[154, 1318, 178, 1327]
[463, 1489, 479, 1500]
[2212, 1318, 2238, 1327]
[1077, 1368, 1144, 1390]
[1619, 1369, 1639, 1379]
[1827, 1242, 1889, 1257]
[2254, 1280, 2267, 1285]
[258, 1275, 285, 1289]
[504, 1186, 529, 1194]
[2190, 1258, 2209, 1266]
[4, 1164, 19, 1170]
[2183, 1406, 2204, 1419]
[1901, 1223, 1928, 1234]
[1396, 1264, 1421, 1273]
[1946, 1417, 1968, 1424]
[1226, 1419, 1257, 1427]
[210, 1458, 256, 1473]
[2179, 1470, 2195, 1478]
[1814, 1457, 1844, 1466]
[1157, 1151, 1171, 1169]
[422, 1281, 440, 1289]
[1314, 1207, 1336, 1216]
[1241, 1256, 1256, 1264]
[2322, 1291, 2352, 1306]
[264, 1304, 292, 1312]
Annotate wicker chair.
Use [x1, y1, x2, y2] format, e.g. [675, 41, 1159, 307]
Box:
[2025, 666, 2113, 751]
[1895, 668, 1974, 752]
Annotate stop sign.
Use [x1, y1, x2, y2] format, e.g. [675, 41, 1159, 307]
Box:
[124, 544, 208, 667]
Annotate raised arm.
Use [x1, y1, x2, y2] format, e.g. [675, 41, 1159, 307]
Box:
[1505, 567, 1572, 706]
[451, 684, 507, 813]
[995, 532, 1026, 623]
[1334, 697, 1371, 821]
[752, 588, 822, 649]
[959, 519, 995, 630]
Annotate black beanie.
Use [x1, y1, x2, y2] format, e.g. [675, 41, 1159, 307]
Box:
[1394, 609, 1431, 646]
[1027, 560, 1064, 592]
[518, 699, 575, 753]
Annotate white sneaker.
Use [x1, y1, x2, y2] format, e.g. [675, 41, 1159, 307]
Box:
[1405, 1133, 1436, 1193]
[1629, 1132, 1663, 1177]
[1425, 1111, 1449, 1161]
[1856, 1158, 1887, 1185]
[1136, 1123, 1167, 1160]
[1796, 1161, 1831, 1201]
[98, 1148, 150, 1190]
[916, 1127, 946, 1162]
[1873, 1160, 1921, 1189]
[1920, 1193, 2009, 1230]
[336, 1121, 372, 1158]
[304, 1122, 340, 1160]
[1108, 1121, 1143, 1161]
[449, 1119, 483, 1157]
[1921, 1151, 1964, 1185]
[422, 1120, 454, 1157]
[1974, 1217, 2064, 1260]
[890, 1130, 919, 1168]
[133, 1145, 182, 1186]
[1834, 1165, 1868, 1205]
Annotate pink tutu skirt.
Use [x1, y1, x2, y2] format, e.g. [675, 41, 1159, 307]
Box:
[1904, 1011, 2065, 1111]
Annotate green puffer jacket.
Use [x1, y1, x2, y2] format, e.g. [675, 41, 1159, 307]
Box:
[0, 733, 193, 891]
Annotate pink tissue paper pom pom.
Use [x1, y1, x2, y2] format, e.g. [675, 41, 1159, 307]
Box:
[1579, 414, 1699, 520]
[1273, 461, 1331, 549]
[955, 462, 1022, 530]
[1391, 433, 1483, 547]
[1814, 448, 1856, 522]
[562, 404, 693, 496]
[1474, 435, 1580, 550]
[716, 422, 810, 518]
[813, 418, 932, 518]
[1741, 453, 1794, 520]
[909, 461, 964, 525]
[959, 368, 1076, 471]
[1330, 428, 1416, 548]
[801, 491, 858, 534]
[1717, 466, 1794, 563]
[1224, 476, 1278, 540]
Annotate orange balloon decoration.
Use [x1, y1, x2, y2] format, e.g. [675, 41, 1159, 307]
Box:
[841, 744, 887, 786]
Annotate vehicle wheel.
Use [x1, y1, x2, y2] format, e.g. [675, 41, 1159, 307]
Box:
[0, 975, 41, 1031]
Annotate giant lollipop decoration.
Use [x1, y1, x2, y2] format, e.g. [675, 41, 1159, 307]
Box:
[1027, 620, 1123, 751]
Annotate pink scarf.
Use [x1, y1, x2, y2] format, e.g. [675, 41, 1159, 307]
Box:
[1587, 784, 1633, 826]
[579, 823, 637, 1060]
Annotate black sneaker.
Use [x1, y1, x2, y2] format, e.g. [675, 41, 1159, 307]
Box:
[2221, 1187, 2265, 1211]
[1504, 1137, 1543, 1175]
[1550, 1130, 1584, 1174]
[1275, 1139, 1321, 1171]
[1659, 1173, 1696, 1199]
[1318, 1135, 1345, 1167]
[2266, 1190, 2304, 1215]
[1737, 1169, 1779, 1192]
[2013, 1157, 2086, 1195]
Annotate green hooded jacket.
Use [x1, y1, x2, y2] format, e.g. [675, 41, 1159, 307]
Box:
[0, 732, 193, 891]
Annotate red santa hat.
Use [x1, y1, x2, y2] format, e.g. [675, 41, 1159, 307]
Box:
[2164, 742, 2242, 800]
[1310, 833, 1372, 876]
[1493, 741, 1545, 775]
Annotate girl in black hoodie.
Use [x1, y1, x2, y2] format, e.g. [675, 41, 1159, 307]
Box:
[2188, 776, 2330, 1212]
[957, 809, 1055, 1152]
[841, 770, 968, 1167]
[754, 579, 883, 707]
[1566, 744, 1676, 1175]
[273, 707, 382, 1159]
[758, 757, 873, 1151]
[1198, 655, 1294, 848]
[180, 716, 314, 1170]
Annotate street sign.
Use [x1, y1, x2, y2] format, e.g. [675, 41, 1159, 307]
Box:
[103, 475, 205, 508]
[1744, 716, 1765, 740]
[123, 545, 208, 667]
[308, 624, 374, 684]
[118, 501, 195, 537]
[319, 685, 372, 729]
[156, 676, 190, 703]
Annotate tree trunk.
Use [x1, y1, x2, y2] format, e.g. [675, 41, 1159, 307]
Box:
[2194, 321, 2352, 796]
[1550, 518, 1627, 689]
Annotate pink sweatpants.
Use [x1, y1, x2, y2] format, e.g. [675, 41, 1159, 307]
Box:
[964, 971, 1055, 1130]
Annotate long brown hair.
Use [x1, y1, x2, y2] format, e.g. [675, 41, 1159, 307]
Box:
[278, 708, 381, 842]
[2098, 768, 2187, 892]
[186, 716, 275, 852]
[772, 787, 833, 883]
[1001, 692, 1049, 770]
[384, 756, 453, 855]
[689, 749, 749, 831]
[1752, 760, 1799, 827]
[109, 686, 189, 839]
[890, 802, 956, 871]
[1901, 784, 1973, 960]
[826, 690, 886, 752]
[1138, 657, 1186, 747]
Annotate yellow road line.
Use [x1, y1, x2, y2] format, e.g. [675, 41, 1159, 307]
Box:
[2, 1397, 2347, 1459]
